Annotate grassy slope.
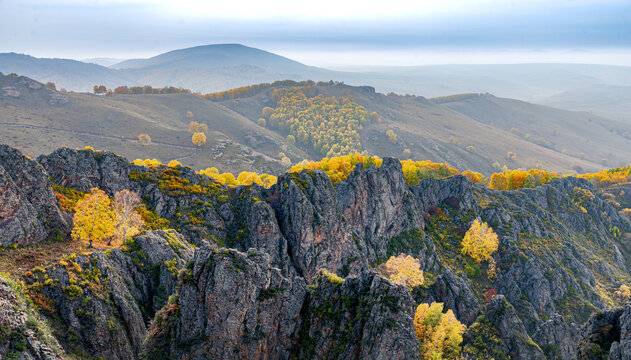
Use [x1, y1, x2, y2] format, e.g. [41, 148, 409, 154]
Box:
[0, 75, 308, 174]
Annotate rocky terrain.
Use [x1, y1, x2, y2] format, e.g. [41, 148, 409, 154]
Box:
[0, 145, 630, 359]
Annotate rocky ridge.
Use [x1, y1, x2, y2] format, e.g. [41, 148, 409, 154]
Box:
[0, 145, 629, 359]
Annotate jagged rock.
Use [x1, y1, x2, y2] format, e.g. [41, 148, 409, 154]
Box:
[0, 145, 68, 246]
[0, 276, 65, 359]
[337, 157, 422, 262]
[532, 315, 580, 360]
[143, 246, 307, 359]
[294, 271, 420, 360]
[577, 303, 631, 360]
[29, 230, 194, 360]
[268, 170, 364, 279]
[37, 148, 140, 196]
[462, 295, 546, 360]
[422, 268, 481, 325]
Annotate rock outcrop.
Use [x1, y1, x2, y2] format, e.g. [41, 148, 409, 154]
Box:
[0, 145, 68, 245]
[577, 303, 631, 360]
[463, 295, 546, 360]
[0, 276, 65, 359]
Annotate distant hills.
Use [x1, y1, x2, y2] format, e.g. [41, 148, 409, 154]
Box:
[2, 44, 630, 123]
[2, 73, 630, 175]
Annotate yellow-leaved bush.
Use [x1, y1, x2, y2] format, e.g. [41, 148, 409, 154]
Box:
[461, 219, 499, 264]
[378, 254, 424, 288]
[71, 188, 116, 248]
[415, 302, 465, 360]
[198, 167, 277, 189]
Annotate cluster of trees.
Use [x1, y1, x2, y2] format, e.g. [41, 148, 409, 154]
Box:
[94, 85, 192, 95]
[576, 167, 631, 188]
[488, 169, 559, 190]
[202, 80, 343, 101]
[415, 302, 465, 359]
[71, 188, 144, 248]
[188, 121, 208, 147]
[266, 87, 376, 157]
[198, 167, 277, 188]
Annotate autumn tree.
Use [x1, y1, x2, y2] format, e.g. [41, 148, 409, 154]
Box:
[71, 188, 116, 248]
[93, 85, 107, 94]
[415, 302, 465, 359]
[378, 254, 424, 288]
[113, 190, 144, 246]
[461, 219, 499, 264]
[286, 134, 296, 145]
[188, 121, 208, 134]
[186, 110, 194, 118]
[192, 132, 207, 146]
[386, 129, 398, 144]
[167, 160, 182, 167]
[261, 107, 274, 119]
[278, 152, 291, 165]
[138, 133, 151, 145]
[46, 82, 56, 90]
[257, 118, 267, 127]
[615, 285, 631, 303]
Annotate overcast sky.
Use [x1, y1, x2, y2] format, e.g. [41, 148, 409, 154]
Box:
[1, 0, 630, 67]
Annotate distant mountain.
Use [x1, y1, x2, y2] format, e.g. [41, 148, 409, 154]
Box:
[1, 45, 630, 123]
[82, 57, 127, 67]
[111, 44, 313, 74]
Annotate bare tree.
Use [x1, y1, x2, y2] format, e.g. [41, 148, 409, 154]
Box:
[112, 190, 144, 245]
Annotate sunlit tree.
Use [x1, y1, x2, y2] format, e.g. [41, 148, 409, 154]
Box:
[72, 188, 116, 248]
[461, 219, 499, 264]
[192, 132, 207, 146]
[113, 190, 144, 246]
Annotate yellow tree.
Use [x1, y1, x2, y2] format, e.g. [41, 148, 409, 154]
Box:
[461, 219, 499, 263]
[378, 254, 424, 288]
[186, 110, 194, 119]
[192, 132, 207, 147]
[72, 188, 116, 248]
[113, 190, 144, 246]
[138, 133, 151, 145]
[415, 302, 465, 359]
[386, 129, 398, 144]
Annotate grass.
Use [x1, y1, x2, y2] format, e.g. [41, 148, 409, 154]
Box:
[0, 238, 90, 280]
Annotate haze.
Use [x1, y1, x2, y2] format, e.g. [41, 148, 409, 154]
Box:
[1, 0, 630, 66]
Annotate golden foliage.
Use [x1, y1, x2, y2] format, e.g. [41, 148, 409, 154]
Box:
[268, 87, 372, 157]
[615, 285, 631, 303]
[291, 153, 382, 185]
[198, 167, 278, 189]
[574, 167, 631, 188]
[461, 219, 499, 264]
[113, 190, 144, 245]
[261, 107, 274, 119]
[138, 133, 151, 145]
[488, 169, 558, 190]
[386, 129, 398, 144]
[188, 121, 208, 134]
[415, 302, 465, 360]
[71, 188, 116, 248]
[132, 158, 163, 167]
[167, 160, 182, 167]
[257, 118, 267, 127]
[192, 132, 207, 147]
[378, 254, 424, 288]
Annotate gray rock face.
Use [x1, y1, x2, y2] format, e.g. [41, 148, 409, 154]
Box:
[294, 270, 421, 360]
[143, 246, 307, 360]
[577, 303, 631, 360]
[532, 315, 580, 359]
[463, 295, 546, 360]
[0, 145, 68, 246]
[0, 276, 65, 359]
[37, 147, 139, 195]
[27, 230, 193, 360]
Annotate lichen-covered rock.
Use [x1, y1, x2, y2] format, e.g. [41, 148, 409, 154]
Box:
[576, 303, 631, 360]
[0, 145, 68, 246]
[532, 314, 580, 360]
[143, 246, 307, 359]
[462, 295, 546, 360]
[0, 276, 65, 359]
[37, 147, 140, 195]
[26, 230, 194, 360]
[294, 270, 420, 360]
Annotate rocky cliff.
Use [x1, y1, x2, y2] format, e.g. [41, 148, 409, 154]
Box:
[0, 145, 630, 359]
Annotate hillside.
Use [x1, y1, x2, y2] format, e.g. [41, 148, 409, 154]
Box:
[0, 74, 309, 174]
[3, 46, 630, 125]
[1, 145, 630, 359]
[3, 74, 630, 176]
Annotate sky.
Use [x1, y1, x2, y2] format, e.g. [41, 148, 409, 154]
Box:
[0, 0, 630, 67]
